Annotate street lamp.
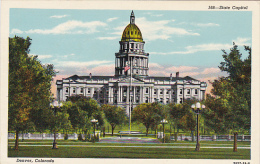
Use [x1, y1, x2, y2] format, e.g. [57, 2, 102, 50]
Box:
[91, 119, 98, 142]
[160, 119, 168, 143]
[50, 101, 63, 149]
[191, 102, 205, 151]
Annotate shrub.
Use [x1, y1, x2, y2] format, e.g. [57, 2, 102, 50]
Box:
[64, 134, 68, 140]
[164, 134, 171, 143]
[90, 134, 100, 142]
[78, 133, 83, 141]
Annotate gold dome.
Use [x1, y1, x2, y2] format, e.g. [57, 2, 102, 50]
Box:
[121, 11, 143, 42]
[121, 24, 143, 42]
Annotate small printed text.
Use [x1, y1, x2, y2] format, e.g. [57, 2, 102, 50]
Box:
[208, 6, 248, 10]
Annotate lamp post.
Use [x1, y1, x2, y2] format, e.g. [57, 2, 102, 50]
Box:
[160, 119, 168, 143]
[50, 101, 62, 149]
[191, 102, 205, 151]
[91, 119, 98, 143]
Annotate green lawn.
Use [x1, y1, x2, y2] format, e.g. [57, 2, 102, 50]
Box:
[8, 139, 250, 159]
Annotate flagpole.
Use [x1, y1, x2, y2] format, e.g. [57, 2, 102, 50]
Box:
[129, 56, 132, 135]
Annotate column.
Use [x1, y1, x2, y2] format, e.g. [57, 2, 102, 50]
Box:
[151, 87, 154, 102]
[163, 89, 166, 104]
[108, 87, 111, 103]
[169, 90, 172, 103]
[117, 86, 120, 103]
[120, 86, 123, 102]
[127, 86, 129, 103]
[133, 86, 136, 103]
[110, 87, 114, 103]
[140, 87, 143, 103]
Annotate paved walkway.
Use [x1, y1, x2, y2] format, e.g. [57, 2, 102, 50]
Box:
[99, 136, 161, 143]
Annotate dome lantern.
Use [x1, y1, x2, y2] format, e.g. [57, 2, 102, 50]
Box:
[130, 10, 135, 24]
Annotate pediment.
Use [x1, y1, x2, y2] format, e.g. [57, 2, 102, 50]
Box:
[116, 77, 144, 83]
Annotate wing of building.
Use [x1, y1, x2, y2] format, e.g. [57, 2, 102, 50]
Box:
[56, 11, 207, 115]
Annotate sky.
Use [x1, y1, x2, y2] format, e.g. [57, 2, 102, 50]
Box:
[9, 9, 252, 95]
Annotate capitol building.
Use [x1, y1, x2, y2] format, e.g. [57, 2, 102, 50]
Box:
[56, 11, 207, 115]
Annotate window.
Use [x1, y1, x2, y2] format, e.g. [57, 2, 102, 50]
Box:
[73, 88, 76, 93]
[123, 97, 126, 102]
[65, 87, 69, 93]
[160, 89, 163, 94]
[187, 89, 190, 94]
[80, 88, 83, 93]
[160, 98, 163, 103]
[146, 88, 149, 94]
[180, 89, 182, 94]
[154, 89, 157, 94]
[88, 88, 90, 93]
[154, 98, 157, 102]
[166, 90, 169, 94]
[136, 97, 139, 103]
[145, 97, 148, 103]
[131, 31, 133, 35]
[172, 90, 175, 95]
[166, 98, 169, 104]
[180, 98, 183, 104]
[195, 89, 198, 94]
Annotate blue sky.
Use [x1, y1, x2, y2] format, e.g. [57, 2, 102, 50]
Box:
[10, 9, 252, 89]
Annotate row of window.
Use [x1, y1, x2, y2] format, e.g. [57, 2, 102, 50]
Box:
[65, 87, 109, 95]
[65, 87, 199, 96]
[120, 42, 144, 50]
[115, 97, 170, 104]
[179, 89, 198, 95]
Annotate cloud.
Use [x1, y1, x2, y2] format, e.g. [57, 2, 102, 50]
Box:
[10, 28, 23, 34]
[107, 17, 118, 22]
[97, 36, 118, 40]
[12, 20, 107, 35]
[136, 17, 200, 41]
[56, 60, 113, 68]
[37, 55, 53, 60]
[192, 23, 220, 27]
[151, 43, 231, 55]
[87, 64, 114, 75]
[201, 67, 220, 75]
[28, 54, 52, 60]
[152, 14, 163, 17]
[112, 17, 199, 41]
[166, 66, 199, 72]
[50, 15, 68, 19]
[63, 53, 76, 58]
[233, 37, 251, 46]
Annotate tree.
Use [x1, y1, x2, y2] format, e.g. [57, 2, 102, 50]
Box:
[9, 36, 56, 150]
[101, 104, 127, 136]
[168, 99, 196, 135]
[168, 103, 186, 133]
[65, 95, 104, 134]
[132, 103, 163, 136]
[204, 44, 251, 133]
